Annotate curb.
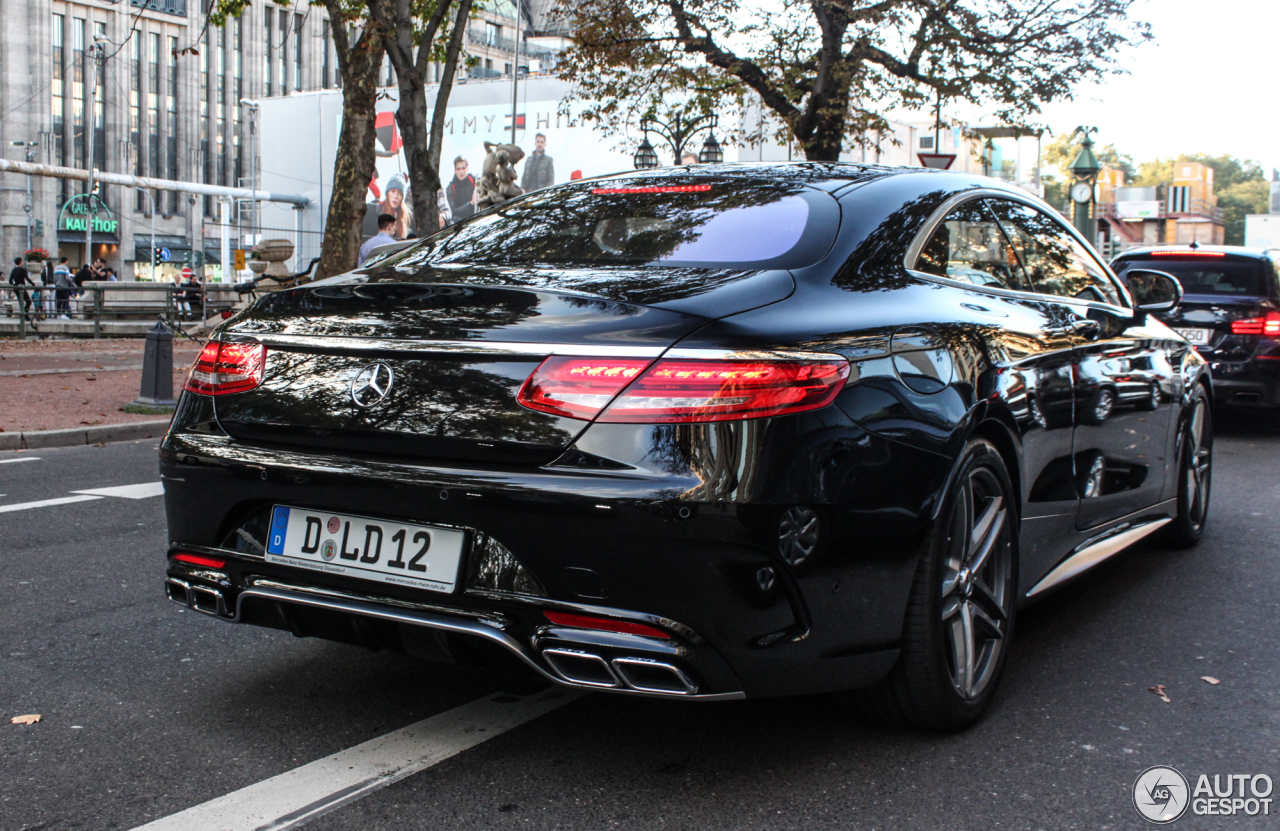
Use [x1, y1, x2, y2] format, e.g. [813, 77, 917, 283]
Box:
[0, 419, 172, 451]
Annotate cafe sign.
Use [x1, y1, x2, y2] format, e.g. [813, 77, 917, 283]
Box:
[59, 194, 118, 235]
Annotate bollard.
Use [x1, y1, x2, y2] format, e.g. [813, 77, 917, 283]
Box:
[132, 321, 178, 408]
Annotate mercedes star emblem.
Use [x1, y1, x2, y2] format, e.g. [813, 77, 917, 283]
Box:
[350, 363, 394, 408]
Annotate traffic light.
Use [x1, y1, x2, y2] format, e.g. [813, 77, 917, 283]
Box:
[33, 219, 44, 236]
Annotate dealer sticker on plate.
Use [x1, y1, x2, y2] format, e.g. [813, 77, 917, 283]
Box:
[1174, 327, 1211, 346]
[266, 506, 465, 593]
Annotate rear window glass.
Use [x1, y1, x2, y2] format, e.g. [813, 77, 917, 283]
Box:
[381, 179, 839, 270]
[1113, 258, 1271, 297]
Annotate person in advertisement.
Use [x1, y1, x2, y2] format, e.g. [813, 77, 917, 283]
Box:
[446, 156, 477, 224]
[521, 132, 554, 192]
[379, 175, 414, 239]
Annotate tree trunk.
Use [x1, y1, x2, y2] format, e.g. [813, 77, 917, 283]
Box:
[395, 74, 437, 235]
[315, 7, 384, 280]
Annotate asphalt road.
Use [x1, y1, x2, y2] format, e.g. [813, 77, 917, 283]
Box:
[1, 417, 1277, 831]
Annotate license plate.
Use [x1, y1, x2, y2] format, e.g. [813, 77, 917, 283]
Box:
[1174, 327, 1211, 346]
[265, 506, 465, 594]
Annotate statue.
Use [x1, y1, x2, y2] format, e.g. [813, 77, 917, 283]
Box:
[475, 142, 526, 210]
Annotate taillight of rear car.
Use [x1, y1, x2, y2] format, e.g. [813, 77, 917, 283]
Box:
[184, 341, 266, 396]
[517, 356, 850, 423]
[1230, 311, 1280, 337]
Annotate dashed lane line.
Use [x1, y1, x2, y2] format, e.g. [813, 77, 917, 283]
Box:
[0, 494, 103, 514]
[129, 687, 583, 831]
[0, 482, 164, 514]
[0, 457, 41, 464]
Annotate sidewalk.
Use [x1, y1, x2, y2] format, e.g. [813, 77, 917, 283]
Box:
[0, 338, 203, 435]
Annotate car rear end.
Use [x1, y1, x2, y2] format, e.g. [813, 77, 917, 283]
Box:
[159, 174, 940, 701]
[1113, 247, 1280, 408]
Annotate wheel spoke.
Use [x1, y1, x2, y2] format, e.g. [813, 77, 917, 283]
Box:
[969, 600, 1004, 641]
[968, 501, 1005, 573]
[947, 603, 975, 698]
[970, 576, 1007, 623]
[941, 479, 973, 598]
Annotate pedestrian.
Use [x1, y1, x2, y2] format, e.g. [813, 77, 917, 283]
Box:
[379, 176, 414, 239]
[105, 267, 119, 282]
[53, 257, 73, 319]
[521, 133, 555, 192]
[8, 257, 36, 325]
[358, 213, 398, 267]
[680, 152, 699, 166]
[177, 267, 201, 321]
[41, 259, 56, 318]
[446, 156, 477, 224]
[73, 260, 92, 316]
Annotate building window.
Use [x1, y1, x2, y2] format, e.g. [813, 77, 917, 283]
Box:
[293, 13, 303, 91]
[72, 18, 86, 176]
[278, 10, 288, 95]
[264, 8, 273, 96]
[149, 33, 160, 207]
[217, 25, 227, 187]
[234, 15, 244, 192]
[52, 14, 66, 201]
[919, 136, 935, 150]
[485, 22, 500, 46]
[94, 22, 107, 189]
[322, 20, 331, 88]
[167, 36, 179, 213]
[131, 35, 142, 210]
[202, 26, 212, 217]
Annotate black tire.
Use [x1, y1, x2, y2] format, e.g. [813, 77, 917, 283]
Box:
[1135, 383, 1160, 412]
[1157, 386, 1212, 549]
[1083, 387, 1116, 425]
[847, 439, 1018, 730]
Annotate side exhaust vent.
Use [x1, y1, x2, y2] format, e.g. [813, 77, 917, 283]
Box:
[612, 657, 699, 694]
[541, 648, 620, 688]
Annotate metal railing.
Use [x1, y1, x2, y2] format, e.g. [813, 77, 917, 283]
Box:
[2, 281, 239, 338]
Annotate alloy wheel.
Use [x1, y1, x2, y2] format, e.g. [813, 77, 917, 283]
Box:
[939, 466, 1013, 700]
[1184, 399, 1211, 529]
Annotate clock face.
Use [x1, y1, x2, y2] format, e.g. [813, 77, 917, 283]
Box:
[1071, 182, 1093, 203]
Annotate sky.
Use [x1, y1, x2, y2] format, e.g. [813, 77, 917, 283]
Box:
[1035, 0, 1280, 174]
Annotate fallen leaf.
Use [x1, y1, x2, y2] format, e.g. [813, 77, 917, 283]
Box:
[86, 376, 97, 382]
[1201, 676, 1220, 685]
[94, 442, 106, 448]
[1148, 684, 1171, 703]
[10, 714, 41, 725]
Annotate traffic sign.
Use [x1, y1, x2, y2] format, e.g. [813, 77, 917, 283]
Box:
[159, 247, 172, 262]
[918, 153, 957, 170]
[234, 249, 246, 271]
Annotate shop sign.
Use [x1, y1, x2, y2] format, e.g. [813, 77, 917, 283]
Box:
[59, 194, 119, 235]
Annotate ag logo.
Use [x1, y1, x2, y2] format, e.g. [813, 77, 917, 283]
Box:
[1134, 766, 1190, 823]
[351, 363, 394, 408]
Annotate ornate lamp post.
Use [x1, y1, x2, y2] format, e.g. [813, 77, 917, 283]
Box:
[1068, 126, 1101, 243]
[633, 112, 723, 168]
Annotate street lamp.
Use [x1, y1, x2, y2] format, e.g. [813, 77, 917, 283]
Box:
[11, 141, 38, 251]
[698, 129, 723, 164]
[633, 132, 659, 170]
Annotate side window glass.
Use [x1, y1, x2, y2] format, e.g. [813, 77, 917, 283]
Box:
[914, 200, 1028, 291]
[987, 200, 1122, 306]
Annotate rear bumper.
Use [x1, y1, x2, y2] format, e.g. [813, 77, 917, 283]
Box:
[159, 417, 949, 699]
[1204, 358, 1280, 407]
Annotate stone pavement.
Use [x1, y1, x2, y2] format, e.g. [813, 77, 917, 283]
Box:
[0, 337, 204, 435]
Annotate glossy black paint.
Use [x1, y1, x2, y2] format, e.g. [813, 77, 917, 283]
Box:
[161, 163, 1209, 700]
[1114, 247, 1280, 410]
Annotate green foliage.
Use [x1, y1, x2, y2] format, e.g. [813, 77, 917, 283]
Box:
[1043, 132, 1134, 180]
[558, 0, 1152, 161]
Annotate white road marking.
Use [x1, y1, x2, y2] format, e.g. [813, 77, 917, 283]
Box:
[0, 364, 143, 377]
[71, 482, 165, 499]
[0, 494, 103, 514]
[0, 457, 41, 465]
[129, 687, 581, 831]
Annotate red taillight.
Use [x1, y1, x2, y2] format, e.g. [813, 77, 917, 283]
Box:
[591, 185, 712, 194]
[184, 341, 266, 396]
[543, 610, 670, 639]
[1231, 312, 1280, 337]
[1151, 250, 1226, 258]
[172, 552, 228, 568]
[517, 356, 850, 423]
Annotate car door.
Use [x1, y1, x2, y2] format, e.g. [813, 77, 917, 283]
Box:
[909, 197, 1086, 589]
[987, 199, 1176, 530]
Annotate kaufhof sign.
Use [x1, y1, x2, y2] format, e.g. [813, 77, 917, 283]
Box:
[58, 194, 119, 235]
[1133, 766, 1273, 823]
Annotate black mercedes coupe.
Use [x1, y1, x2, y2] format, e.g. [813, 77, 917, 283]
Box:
[161, 163, 1212, 729]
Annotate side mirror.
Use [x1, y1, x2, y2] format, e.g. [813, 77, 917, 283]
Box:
[1125, 268, 1183, 315]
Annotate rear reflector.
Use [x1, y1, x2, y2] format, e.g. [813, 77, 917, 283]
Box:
[172, 552, 228, 568]
[184, 341, 266, 396]
[543, 610, 671, 639]
[1231, 312, 1280, 337]
[591, 185, 712, 194]
[1150, 250, 1226, 258]
[518, 356, 850, 423]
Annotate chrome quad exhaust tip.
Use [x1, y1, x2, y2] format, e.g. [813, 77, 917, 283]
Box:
[540, 648, 700, 695]
[165, 577, 228, 617]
